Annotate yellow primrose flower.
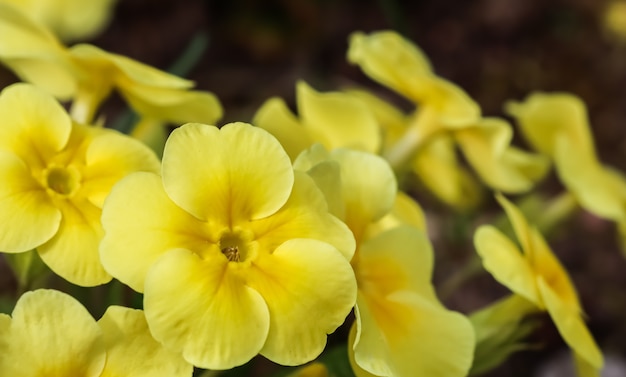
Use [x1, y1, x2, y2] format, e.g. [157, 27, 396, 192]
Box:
[253, 80, 380, 160]
[507, 92, 626, 223]
[347, 31, 547, 209]
[294, 145, 474, 377]
[0, 289, 192, 376]
[0, 83, 159, 286]
[0, 4, 222, 126]
[1, 0, 117, 41]
[474, 194, 603, 376]
[100, 122, 357, 369]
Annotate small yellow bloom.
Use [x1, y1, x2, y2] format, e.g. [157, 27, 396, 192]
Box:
[295, 146, 474, 377]
[100, 122, 357, 369]
[347, 31, 547, 209]
[603, 0, 626, 42]
[1, 0, 117, 41]
[0, 289, 192, 377]
[0, 83, 159, 286]
[474, 194, 603, 376]
[253, 81, 380, 160]
[507, 92, 626, 223]
[0, 4, 222, 126]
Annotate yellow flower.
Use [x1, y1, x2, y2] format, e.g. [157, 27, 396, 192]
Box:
[603, 0, 626, 42]
[1, 0, 117, 41]
[294, 145, 474, 377]
[0, 289, 192, 376]
[474, 193, 603, 376]
[0, 83, 159, 286]
[100, 122, 357, 369]
[253, 80, 380, 160]
[0, 4, 222, 126]
[507, 92, 626, 223]
[346, 31, 547, 209]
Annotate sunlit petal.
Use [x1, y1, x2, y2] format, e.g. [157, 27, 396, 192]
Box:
[0, 151, 60, 252]
[162, 122, 293, 223]
[100, 172, 212, 292]
[98, 306, 192, 377]
[474, 225, 539, 305]
[144, 249, 269, 369]
[247, 239, 357, 365]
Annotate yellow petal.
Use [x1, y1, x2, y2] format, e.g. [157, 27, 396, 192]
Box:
[411, 136, 483, 209]
[0, 289, 106, 377]
[455, 118, 549, 193]
[0, 150, 61, 252]
[121, 86, 223, 126]
[81, 127, 160, 208]
[506, 92, 596, 160]
[247, 239, 357, 365]
[330, 149, 396, 240]
[353, 291, 474, 377]
[253, 97, 313, 161]
[554, 136, 626, 221]
[287, 362, 330, 377]
[474, 225, 539, 305]
[0, 5, 77, 99]
[249, 171, 355, 261]
[0, 83, 72, 169]
[100, 172, 212, 292]
[297, 81, 381, 153]
[294, 145, 346, 219]
[98, 306, 192, 377]
[495, 193, 533, 255]
[344, 89, 408, 150]
[538, 278, 603, 370]
[37, 197, 110, 286]
[162, 122, 294, 223]
[144, 249, 269, 369]
[366, 191, 427, 237]
[347, 31, 433, 102]
[356, 226, 436, 302]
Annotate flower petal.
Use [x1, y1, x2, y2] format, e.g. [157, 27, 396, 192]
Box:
[37, 197, 110, 286]
[144, 249, 269, 369]
[98, 306, 192, 377]
[82, 128, 160, 208]
[253, 97, 313, 161]
[0, 150, 60, 252]
[506, 92, 596, 160]
[297, 81, 380, 153]
[249, 171, 355, 260]
[246, 239, 357, 365]
[0, 289, 106, 377]
[347, 31, 432, 102]
[0, 83, 72, 169]
[162, 122, 294, 223]
[474, 225, 539, 305]
[495, 193, 533, 255]
[455, 118, 549, 193]
[366, 192, 427, 238]
[538, 278, 603, 370]
[411, 136, 483, 209]
[100, 172, 212, 292]
[353, 291, 474, 377]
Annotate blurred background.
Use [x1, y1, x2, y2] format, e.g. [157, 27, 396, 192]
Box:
[1, 0, 626, 376]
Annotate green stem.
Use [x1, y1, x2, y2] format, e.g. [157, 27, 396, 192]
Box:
[438, 254, 484, 300]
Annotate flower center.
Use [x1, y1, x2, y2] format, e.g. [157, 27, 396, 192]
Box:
[218, 228, 257, 263]
[44, 165, 81, 197]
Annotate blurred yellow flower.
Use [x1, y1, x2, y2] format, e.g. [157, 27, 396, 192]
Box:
[0, 83, 159, 286]
[0, 289, 192, 377]
[295, 145, 474, 377]
[0, 3, 222, 126]
[100, 122, 357, 369]
[507, 92, 626, 223]
[603, 0, 626, 42]
[253, 80, 380, 160]
[474, 194, 603, 376]
[347, 31, 547, 209]
[1, 0, 117, 41]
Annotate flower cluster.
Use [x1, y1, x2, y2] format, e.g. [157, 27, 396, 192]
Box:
[0, 3, 616, 377]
